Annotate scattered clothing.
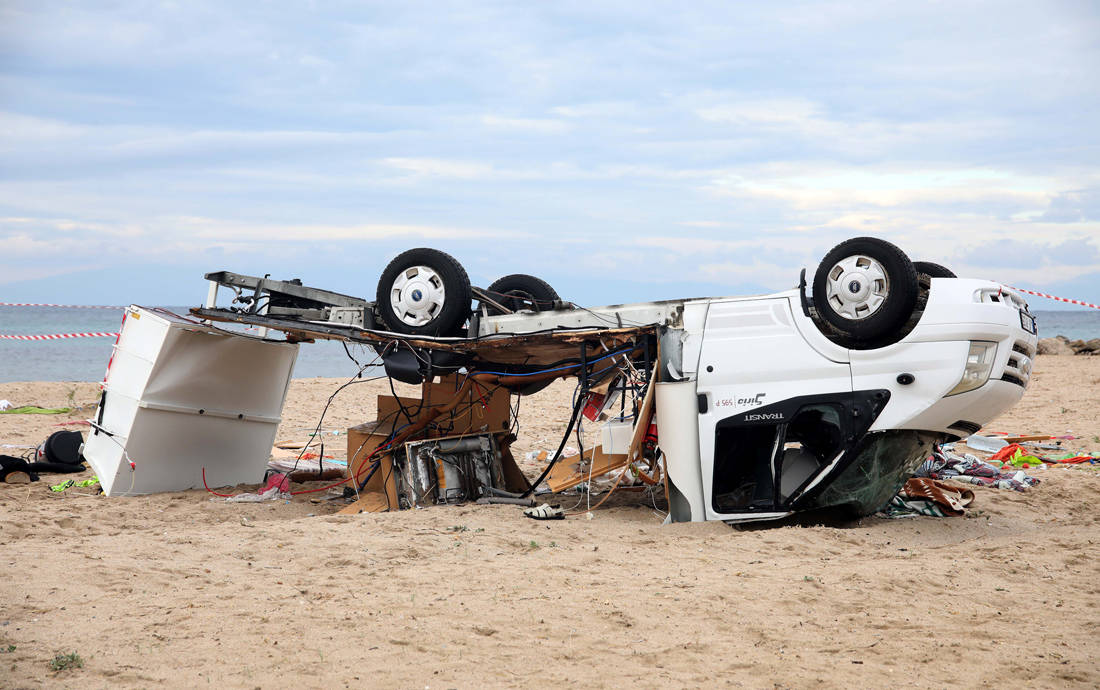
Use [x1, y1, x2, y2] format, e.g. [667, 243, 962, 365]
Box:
[880, 478, 975, 518]
[1043, 452, 1098, 464]
[991, 444, 1043, 467]
[50, 476, 99, 492]
[916, 447, 1040, 492]
[0, 406, 72, 415]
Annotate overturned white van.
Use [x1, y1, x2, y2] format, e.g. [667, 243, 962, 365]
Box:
[148, 236, 1033, 523]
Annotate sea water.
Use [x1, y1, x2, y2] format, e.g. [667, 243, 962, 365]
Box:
[1, 306, 1097, 383]
[0, 306, 374, 383]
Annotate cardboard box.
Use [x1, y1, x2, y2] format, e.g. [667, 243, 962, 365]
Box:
[346, 419, 400, 510]
[419, 375, 511, 437]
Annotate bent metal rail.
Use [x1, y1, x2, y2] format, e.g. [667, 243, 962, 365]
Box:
[190, 307, 657, 369]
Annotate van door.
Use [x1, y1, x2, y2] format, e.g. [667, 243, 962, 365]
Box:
[694, 297, 852, 520]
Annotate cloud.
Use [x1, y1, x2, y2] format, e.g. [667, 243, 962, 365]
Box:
[381, 157, 497, 180]
[171, 217, 518, 242]
[480, 115, 570, 134]
[0, 1, 1097, 307]
[1040, 187, 1100, 223]
[704, 165, 1060, 209]
[955, 237, 1100, 269]
[692, 95, 1014, 159]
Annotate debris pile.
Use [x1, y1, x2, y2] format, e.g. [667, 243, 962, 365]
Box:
[881, 431, 1098, 518]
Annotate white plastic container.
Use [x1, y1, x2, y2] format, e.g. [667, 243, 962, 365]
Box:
[83, 306, 298, 496]
[600, 419, 634, 456]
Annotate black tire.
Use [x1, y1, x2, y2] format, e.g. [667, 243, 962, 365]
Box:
[812, 237, 919, 345]
[376, 248, 471, 336]
[913, 261, 956, 278]
[482, 274, 560, 315]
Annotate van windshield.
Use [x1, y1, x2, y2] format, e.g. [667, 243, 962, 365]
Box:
[806, 430, 943, 515]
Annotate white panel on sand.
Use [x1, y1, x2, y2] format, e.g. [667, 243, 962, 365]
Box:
[83, 306, 298, 496]
[655, 381, 706, 522]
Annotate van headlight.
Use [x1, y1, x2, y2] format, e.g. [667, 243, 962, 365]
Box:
[945, 341, 998, 396]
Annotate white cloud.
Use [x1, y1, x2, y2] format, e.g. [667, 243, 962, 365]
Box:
[693, 95, 1013, 158]
[0, 112, 89, 141]
[704, 164, 1070, 210]
[171, 216, 518, 242]
[380, 157, 497, 180]
[634, 236, 757, 254]
[698, 259, 804, 290]
[480, 115, 569, 134]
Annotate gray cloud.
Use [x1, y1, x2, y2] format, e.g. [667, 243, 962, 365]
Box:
[955, 237, 1100, 268]
[1040, 188, 1100, 223]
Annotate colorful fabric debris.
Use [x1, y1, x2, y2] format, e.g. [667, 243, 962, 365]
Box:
[916, 447, 1040, 491]
[990, 444, 1043, 467]
[49, 476, 99, 492]
[880, 477, 975, 518]
[1043, 452, 1099, 464]
[0, 406, 72, 415]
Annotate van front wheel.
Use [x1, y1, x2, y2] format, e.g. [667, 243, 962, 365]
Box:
[812, 237, 919, 346]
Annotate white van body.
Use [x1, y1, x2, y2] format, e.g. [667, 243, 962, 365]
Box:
[481, 278, 1036, 523]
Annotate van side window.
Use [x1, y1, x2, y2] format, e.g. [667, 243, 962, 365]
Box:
[712, 424, 779, 512]
[778, 404, 844, 501]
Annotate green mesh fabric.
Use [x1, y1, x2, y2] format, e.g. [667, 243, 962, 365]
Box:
[809, 430, 942, 516]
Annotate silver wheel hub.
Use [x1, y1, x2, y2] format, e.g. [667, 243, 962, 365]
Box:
[390, 265, 446, 326]
[824, 255, 889, 320]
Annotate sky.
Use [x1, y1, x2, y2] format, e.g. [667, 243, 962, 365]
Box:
[2, 1, 1099, 309]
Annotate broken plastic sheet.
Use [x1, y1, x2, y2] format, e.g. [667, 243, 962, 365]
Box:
[224, 473, 291, 502]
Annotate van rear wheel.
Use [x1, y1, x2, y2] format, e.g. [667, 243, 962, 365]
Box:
[482, 274, 560, 315]
[913, 261, 956, 278]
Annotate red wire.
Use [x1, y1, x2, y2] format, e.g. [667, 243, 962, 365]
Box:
[471, 379, 489, 407]
[201, 467, 234, 497]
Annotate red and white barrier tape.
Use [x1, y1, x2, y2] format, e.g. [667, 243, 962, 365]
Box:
[1010, 287, 1100, 311]
[0, 332, 120, 341]
[0, 302, 124, 309]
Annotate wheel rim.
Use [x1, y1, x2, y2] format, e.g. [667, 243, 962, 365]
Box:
[389, 265, 446, 327]
[824, 254, 890, 320]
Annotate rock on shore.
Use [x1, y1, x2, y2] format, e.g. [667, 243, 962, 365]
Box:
[1038, 335, 1100, 355]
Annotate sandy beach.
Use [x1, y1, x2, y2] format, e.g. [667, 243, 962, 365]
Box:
[2, 355, 1098, 688]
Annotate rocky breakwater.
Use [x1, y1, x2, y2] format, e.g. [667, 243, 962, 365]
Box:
[1037, 336, 1100, 355]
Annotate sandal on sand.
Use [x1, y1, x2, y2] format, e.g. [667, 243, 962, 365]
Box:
[523, 503, 565, 520]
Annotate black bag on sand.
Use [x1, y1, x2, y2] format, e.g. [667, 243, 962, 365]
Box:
[40, 430, 85, 466]
[3, 431, 89, 482]
[1, 455, 38, 483]
[0, 453, 86, 483]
